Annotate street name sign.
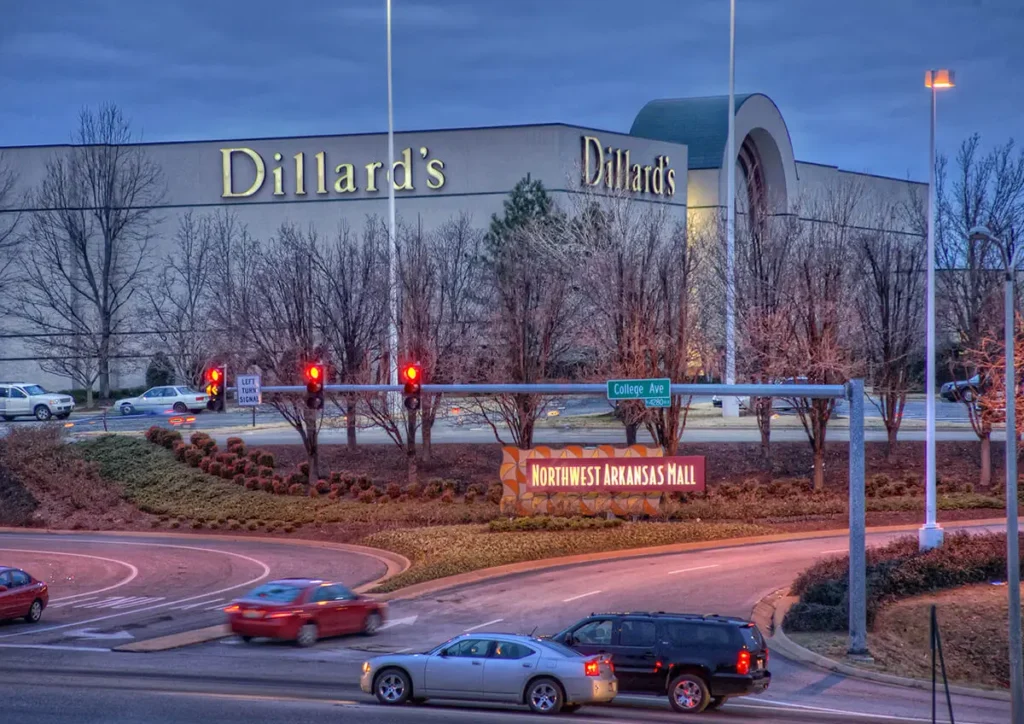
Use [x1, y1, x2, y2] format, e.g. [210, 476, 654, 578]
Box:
[236, 374, 262, 406]
[607, 378, 671, 408]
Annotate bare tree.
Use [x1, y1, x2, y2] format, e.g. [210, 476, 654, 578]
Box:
[0, 154, 21, 301]
[141, 212, 215, 387]
[235, 223, 326, 481]
[855, 203, 926, 458]
[316, 216, 388, 449]
[11, 104, 163, 399]
[786, 182, 862, 490]
[936, 135, 1024, 485]
[474, 178, 579, 449]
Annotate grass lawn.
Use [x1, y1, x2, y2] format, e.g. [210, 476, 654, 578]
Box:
[790, 583, 1024, 691]
[364, 520, 775, 593]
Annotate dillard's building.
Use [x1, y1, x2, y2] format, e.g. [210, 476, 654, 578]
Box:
[0, 93, 925, 389]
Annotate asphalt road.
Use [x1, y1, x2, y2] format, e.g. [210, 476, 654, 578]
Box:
[0, 532, 387, 648]
[0, 525, 1009, 723]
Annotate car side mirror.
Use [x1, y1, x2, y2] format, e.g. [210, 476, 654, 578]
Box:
[564, 635, 575, 646]
[438, 648, 448, 657]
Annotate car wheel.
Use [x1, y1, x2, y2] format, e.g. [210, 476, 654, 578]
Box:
[374, 668, 412, 705]
[669, 673, 710, 713]
[963, 389, 975, 403]
[295, 622, 318, 647]
[706, 695, 729, 711]
[526, 677, 565, 715]
[34, 405, 52, 421]
[25, 599, 44, 624]
[173, 402, 188, 413]
[362, 611, 382, 636]
[120, 404, 134, 416]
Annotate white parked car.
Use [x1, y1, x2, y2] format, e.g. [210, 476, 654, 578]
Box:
[113, 386, 209, 416]
[0, 383, 76, 421]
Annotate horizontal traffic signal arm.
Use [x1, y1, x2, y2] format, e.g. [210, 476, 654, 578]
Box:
[222, 382, 848, 397]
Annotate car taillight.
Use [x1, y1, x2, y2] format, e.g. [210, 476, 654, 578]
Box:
[584, 659, 600, 677]
[765, 648, 769, 664]
[196, 396, 203, 401]
[737, 650, 751, 675]
[224, 604, 240, 613]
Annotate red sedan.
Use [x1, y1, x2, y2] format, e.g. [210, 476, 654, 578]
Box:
[0, 566, 48, 623]
[225, 578, 387, 647]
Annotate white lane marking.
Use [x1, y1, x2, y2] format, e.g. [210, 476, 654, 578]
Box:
[77, 597, 128, 609]
[395, 647, 412, 653]
[0, 540, 271, 640]
[0, 547, 138, 603]
[563, 590, 601, 602]
[205, 603, 229, 611]
[734, 697, 990, 723]
[112, 596, 164, 609]
[667, 564, 720, 575]
[172, 598, 224, 611]
[822, 548, 847, 554]
[0, 643, 111, 653]
[464, 618, 504, 632]
[49, 596, 100, 608]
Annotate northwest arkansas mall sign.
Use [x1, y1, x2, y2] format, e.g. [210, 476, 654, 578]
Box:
[526, 457, 704, 492]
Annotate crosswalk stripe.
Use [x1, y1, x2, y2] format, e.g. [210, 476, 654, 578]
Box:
[112, 596, 164, 609]
[205, 602, 229, 611]
[50, 596, 100, 609]
[172, 599, 223, 611]
[77, 597, 128, 609]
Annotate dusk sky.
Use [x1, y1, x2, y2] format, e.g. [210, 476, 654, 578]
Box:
[1, 0, 1021, 182]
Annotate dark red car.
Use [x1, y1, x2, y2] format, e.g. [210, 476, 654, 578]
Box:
[225, 578, 387, 647]
[0, 567, 48, 624]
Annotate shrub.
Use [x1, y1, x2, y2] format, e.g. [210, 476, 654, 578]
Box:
[349, 485, 362, 499]
[358, 489, 377, 504]
[272, 481, 287, 495]
[257, 466, 273, 479]
[190, 432, 209, 447]
[288, 472, 307, 486]
[226, 437, 244, 449]
[173, 444, 188, 463]
[487, 483, 504, 505]
[407, 481, 423, 499]
[423, 481, 443, 499]
[327, 490, 338, 500]
[242, 461, 256, 475]
[488, 516, 624, 533]
[233, 461, 247, 476]
[170, 521, 180, 529]
[233, 474, 245, 485]
[315, 479, 330, 495]
[222, 453, 237, 468]
[465, 489, 478, 504]
[229, 521, 241, 530]
[358, 476, 373, 491]
[288, 483, 304, 496]
[309, 487, 320, 498]
[208, 462, 222, 476]
[199, 458, 211, 473]
[247, 522, 258, 531]
[244, 478, 259, 490]
[329, 483, 341, 495]
[248, 450, 262, 464]
[386, 482, 402, 500]
[201, 440, 217, 456]
[440, 491, 455, 504]
[299, 462, 310, 476]
[259, 452, 275, 468]
[272, 475, 284, 486]
[260, 480, 274, 493]
[397, 493, 410, 503]
[283, 524, 295, 533]
[785, 531, 1024, 632]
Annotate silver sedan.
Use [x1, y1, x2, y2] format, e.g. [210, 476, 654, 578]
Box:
[360, 632, 617, 715]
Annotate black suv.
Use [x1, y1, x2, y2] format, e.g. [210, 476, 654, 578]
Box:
[550, 611, 770, 714]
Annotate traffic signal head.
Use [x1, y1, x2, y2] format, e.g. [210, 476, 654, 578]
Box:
[402, 362, 423, 411]
[205, 365, 226, 411]
[305, 362, 325, 409]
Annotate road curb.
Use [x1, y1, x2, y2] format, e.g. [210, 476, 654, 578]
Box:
[374, 517, 1014, 602]
[755, 586, 1012, 702]
[114, 624, 232, 653]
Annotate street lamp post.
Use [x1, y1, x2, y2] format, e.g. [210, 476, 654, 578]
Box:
[969, 225, 1023, 724]
[385, 0, 399, 404]
[723, 0, 739, 418]
[920, 69, 955, 551]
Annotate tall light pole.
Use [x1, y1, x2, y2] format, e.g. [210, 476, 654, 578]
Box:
[969, 225, 1023, 724]
[385, 0, 399, 400]
[919, 68, 955, 551]
[723, 0, 739, 418]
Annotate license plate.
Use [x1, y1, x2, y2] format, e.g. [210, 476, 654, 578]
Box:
[757, 660, 764, 669]
[243, 610, 263, 619]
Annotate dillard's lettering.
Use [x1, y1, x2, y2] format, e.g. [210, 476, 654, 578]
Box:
[581, 135, 676, 197]
[221, 147, 447, 199]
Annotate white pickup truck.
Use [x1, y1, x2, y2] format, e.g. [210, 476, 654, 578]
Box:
[0, 382, 76, 421]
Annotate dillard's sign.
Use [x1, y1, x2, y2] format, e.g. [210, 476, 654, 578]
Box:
[580, 135, 676, 197]
[526, 456, 705, 492]
[220, 146, 447, 199]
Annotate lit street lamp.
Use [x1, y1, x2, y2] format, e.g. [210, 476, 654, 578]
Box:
[920, 69, 955, 551]
[385, 0, 399, 406]
[968, 224, 1023, 724]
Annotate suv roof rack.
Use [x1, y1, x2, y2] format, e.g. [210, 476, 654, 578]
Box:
[589, 611, 750, 623]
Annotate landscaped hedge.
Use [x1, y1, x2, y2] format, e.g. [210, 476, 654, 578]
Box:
[784, 531, 1024, 632]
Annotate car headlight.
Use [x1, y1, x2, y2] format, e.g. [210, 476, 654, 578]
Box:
[362, 662, 371, 674]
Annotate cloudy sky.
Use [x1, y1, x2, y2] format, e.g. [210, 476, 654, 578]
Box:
[1, 0, 1021, 181]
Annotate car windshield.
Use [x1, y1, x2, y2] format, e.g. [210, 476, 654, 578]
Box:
[22, 385, 48, 396]
[176, 387, 197, 395]
[244, 583, 303, 603]
[536, 640, 582, 658]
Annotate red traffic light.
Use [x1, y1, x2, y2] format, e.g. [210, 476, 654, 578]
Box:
[210, 368, 221, 383]
[305, 364, 324, 384]
[402, 364, 421, 383]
